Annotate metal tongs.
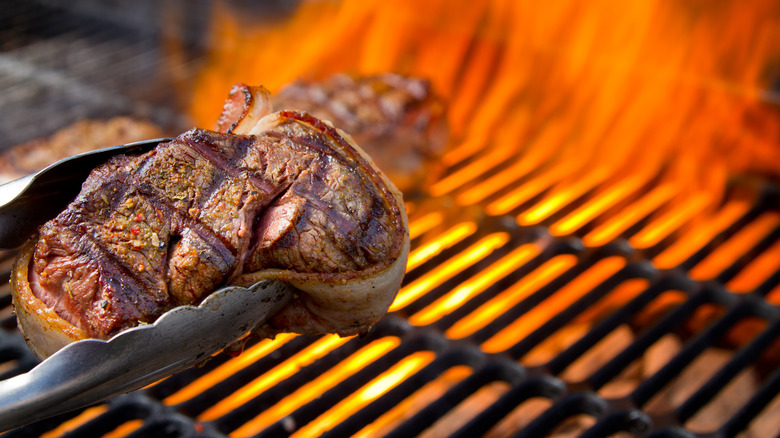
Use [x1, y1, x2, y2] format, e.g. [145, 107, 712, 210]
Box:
[0, 138, 165, 248]
[0, 140, 294, 431]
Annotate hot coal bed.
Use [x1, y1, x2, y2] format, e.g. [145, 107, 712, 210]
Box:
[1, 1, 779, 437]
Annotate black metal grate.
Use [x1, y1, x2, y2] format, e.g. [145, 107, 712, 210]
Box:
[0, 1, 779, 437]
[2, 203, 779, 437]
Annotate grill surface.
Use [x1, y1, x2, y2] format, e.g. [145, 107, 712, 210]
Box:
[1, 1, 780, 437]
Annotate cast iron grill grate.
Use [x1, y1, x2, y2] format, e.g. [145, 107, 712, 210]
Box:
[2, 204, 779, 437]
[1, 1, 779, 437]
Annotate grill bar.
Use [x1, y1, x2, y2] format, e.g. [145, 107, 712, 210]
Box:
[722, 364, 780, 436]
[1, 1, 780, 437]
[676, 316, 780, 423]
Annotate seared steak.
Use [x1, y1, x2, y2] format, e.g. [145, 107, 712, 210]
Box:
[28, 110, 407, 339]
[272, 73, 449, 192]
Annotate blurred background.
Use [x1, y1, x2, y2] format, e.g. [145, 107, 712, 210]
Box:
[1, 0, 780, 436]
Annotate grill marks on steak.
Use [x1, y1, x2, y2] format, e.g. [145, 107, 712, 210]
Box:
[271, 74, 449, 192]
[246, 137, 389, 273]
[30, 112, 403, 338]
[31, 160, 174, 335]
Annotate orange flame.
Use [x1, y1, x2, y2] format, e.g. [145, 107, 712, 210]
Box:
[170, 2, 780, 433]
[186, 0, 780, 203]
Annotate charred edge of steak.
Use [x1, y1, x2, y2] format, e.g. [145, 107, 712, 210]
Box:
[217, 83, 253, 134]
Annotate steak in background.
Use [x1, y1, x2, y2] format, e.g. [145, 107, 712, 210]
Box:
[0, 118, 165, 184]
[272, 73, 449, 194]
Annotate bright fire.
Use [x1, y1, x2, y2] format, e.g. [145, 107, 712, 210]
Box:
[186, 0, 780, 201]
[164, 0, 780, 434]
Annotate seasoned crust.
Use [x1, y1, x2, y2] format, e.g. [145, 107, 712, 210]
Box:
[14, 108, 408, 353]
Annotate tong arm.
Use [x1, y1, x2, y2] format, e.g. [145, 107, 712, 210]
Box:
[0, 138, 169, 249]
[0, 280, 293, 432]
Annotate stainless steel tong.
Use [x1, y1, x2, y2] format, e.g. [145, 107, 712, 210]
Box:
[0, 138, 167, 249]
[0, 280, 293, 432]
[0, 140, 295, 431]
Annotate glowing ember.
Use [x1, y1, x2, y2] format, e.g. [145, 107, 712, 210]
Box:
[198, 335, 351, 421]
[157, 0, 780, 436]
[390, 232, 510, 312]
[481, 256, 627, 354]
[232, 338, 402, 437]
